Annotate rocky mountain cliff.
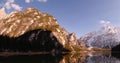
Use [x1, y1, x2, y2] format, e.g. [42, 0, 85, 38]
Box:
[0, 7, 80, 52]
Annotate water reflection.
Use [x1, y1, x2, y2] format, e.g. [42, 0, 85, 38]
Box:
[0, 52, 120, 63]
[0, 54, 63, 63]
[60, 51, 120, 63]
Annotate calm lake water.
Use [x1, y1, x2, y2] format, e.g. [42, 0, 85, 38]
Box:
[0, 52, 119, 63]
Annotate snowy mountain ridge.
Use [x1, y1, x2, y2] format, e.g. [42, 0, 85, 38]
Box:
[80, 21, 120, 48]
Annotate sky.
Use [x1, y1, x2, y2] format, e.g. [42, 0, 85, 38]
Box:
[0, 0, 120, 38]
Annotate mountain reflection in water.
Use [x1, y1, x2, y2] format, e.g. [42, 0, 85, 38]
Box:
[0, 52, 119, 63]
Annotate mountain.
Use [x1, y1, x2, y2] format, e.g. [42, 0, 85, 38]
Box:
[0, 8, 6, 19]
[80, 24, 120, 48]
[0, 7, 80, 53]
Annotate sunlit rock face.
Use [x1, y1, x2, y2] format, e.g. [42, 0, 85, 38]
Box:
[0, 7, 79, 52]
[67, 33, 78, 45]
[0, 7, 59, 37]
[0, 8, 7, 19]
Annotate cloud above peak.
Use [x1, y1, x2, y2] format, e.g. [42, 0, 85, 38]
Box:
[25, 0, 47, 3]
[38, 0, 47, 2]
[1, 0, 48, 12]
[7, 0, 15, 3]
[4, 0, 22, 11]
[100, 20, 111, 26]
[25, 0, 31, 3]
[11, 4, 22, 11]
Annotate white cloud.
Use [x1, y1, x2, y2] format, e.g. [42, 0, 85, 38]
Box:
[100, 20, 105, 24]
[3, 0, 22, 11]
[9, 0, 15, 3]
[4, 2, 11, 9]
[100, 20, 111, 26]
[25, 0, 31, 3]
[24, 0, 47, 3]
[11, 4, 22, 11]
[2, 0, 48, 11]
[4, 0, 15, 9]
[100, 20, 112, 31]
[38, 0, 47, 2]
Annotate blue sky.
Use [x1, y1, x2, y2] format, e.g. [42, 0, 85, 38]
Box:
[1, 0, 120, 38]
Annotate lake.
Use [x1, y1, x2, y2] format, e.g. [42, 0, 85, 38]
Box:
[0, 51, 119, 63]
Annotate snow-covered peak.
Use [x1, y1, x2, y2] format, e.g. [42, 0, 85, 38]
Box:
[99, 25, 117, 34]
[80, 22, 120, 48]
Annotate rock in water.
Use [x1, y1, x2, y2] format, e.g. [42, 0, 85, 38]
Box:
[0, 7, 79, 52]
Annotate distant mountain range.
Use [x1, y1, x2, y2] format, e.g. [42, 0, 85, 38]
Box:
[80, 24, 120, 48]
